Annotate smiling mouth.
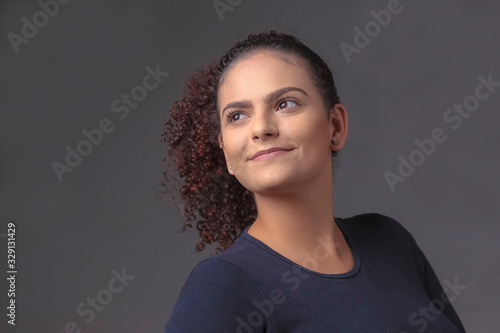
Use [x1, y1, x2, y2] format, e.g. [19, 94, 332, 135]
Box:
[250, 149, 293, 162]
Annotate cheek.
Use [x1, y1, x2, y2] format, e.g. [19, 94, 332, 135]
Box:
[225, 136, 247, 161]
[288, 115, 329, 146]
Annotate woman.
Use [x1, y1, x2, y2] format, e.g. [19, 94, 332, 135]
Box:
[159, 31, 466, 332]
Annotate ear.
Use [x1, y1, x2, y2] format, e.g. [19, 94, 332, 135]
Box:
[218, 133, 233, 175]
[329, 104, 348, 151]
[218, 133, 223, 147]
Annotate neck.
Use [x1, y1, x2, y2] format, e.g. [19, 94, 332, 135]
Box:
[249, 161, 341, 257]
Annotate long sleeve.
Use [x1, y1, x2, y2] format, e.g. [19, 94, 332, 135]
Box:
[413, 241, 467, 332]
[165, 257, 272, 333]
[386, 214, 467, 333]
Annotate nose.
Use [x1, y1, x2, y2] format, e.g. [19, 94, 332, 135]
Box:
[251, 107, 278, 141]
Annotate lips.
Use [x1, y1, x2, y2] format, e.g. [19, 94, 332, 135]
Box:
[251, 147, 293, 160]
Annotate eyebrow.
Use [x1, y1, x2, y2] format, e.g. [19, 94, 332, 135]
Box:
[221, 86, 309, 117]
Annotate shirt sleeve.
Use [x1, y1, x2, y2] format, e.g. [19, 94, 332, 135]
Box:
[410, 239, 467, 332]
[381, 214, 467, 333]
[165, 257, 272, 333]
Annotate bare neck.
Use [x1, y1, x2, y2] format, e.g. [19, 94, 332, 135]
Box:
[248, 166, 353, 274]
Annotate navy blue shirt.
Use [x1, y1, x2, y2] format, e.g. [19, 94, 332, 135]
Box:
[165, 213, 466, 332]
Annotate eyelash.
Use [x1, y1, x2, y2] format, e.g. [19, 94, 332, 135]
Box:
[225, 98, 300, 124]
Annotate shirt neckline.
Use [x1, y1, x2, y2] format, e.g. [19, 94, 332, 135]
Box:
[240, 217, 361, 279]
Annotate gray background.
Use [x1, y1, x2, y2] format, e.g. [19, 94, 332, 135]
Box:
[1, 0, 498, 332]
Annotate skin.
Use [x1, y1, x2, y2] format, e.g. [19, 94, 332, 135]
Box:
[217, 50, 352, 274]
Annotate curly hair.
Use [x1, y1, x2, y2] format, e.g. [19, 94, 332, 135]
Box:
[157, 30, 342, 256]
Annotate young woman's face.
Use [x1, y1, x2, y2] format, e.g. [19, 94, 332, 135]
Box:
[218, 51, 344, 194]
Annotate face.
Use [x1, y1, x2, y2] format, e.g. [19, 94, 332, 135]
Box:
[218, 51, 343, 194]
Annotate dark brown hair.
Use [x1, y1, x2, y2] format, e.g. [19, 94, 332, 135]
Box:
[157, 30, 342, 255]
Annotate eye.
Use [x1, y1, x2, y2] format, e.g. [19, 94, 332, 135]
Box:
[226, 110, 246, 123]
[276, 99, 299, 110]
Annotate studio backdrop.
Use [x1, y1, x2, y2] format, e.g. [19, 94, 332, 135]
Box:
[0, 0, 498, 332]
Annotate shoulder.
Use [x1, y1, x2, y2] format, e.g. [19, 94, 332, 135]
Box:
[178, 254, 261, 303]
[186, 234, 265, 282]
[166, 256, 270, 332]
[184, 255, 256, 287]
[338, 212, 420, 252]
[173, 244, 270, 308]
[339, 212, 413, 237]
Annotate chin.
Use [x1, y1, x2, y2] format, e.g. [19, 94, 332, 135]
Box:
[245, 177, 300, 195]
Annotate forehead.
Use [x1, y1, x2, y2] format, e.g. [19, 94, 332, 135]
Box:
[218, 50, 314, 100]
[222, 50, 307, 79]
